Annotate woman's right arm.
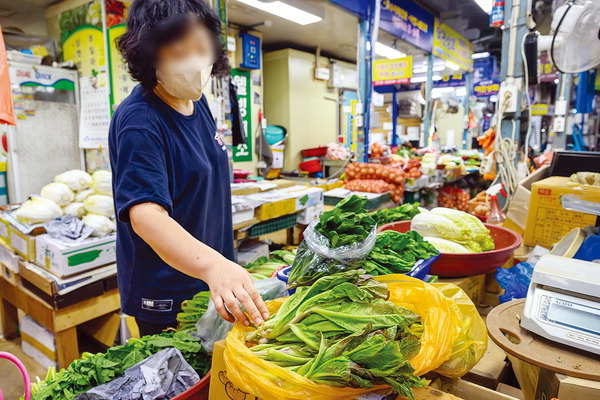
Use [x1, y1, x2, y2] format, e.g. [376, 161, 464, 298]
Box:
[129, 202, 269, 326]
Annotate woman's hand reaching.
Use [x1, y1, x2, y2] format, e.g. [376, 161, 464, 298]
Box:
[204, 261, 270, 326]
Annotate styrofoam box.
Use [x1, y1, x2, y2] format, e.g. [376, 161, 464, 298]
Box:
[35, 234, 116, 277]
[0, 243, 20, 273]
[297, 203, 324, 225]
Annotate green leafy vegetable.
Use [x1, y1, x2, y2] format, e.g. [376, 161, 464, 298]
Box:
[363, 230, 438, 276]
[288, 196, 376, 288]
[314, 195, 375, 248]
[369, 203, 422, 225]
[31, 331, 210, 400]
[411, 208, 495, 253]
[247, 270, 426, 399]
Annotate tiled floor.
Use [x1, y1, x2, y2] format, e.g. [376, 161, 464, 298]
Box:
[0, 337, 47, 399]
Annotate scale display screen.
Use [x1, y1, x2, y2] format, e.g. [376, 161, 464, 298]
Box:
[546, 298, 600, 336]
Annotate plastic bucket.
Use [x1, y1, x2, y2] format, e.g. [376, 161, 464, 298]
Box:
[171, 370, 211, 400]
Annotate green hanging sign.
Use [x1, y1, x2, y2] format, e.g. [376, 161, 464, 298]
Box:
[231, 69, 252, 162]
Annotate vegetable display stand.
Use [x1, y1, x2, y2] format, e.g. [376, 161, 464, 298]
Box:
[378, 221, 522, 277]
[0, 274, 120, 368]
[171, 371, 211, 400]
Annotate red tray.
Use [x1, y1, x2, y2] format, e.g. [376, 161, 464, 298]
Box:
[302, 147, 328, 158]
[171, 370, 211, 400]
[378, 221, 522, 277]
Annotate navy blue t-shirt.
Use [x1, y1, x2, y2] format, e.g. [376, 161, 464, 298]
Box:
[109, 85, 234, 324]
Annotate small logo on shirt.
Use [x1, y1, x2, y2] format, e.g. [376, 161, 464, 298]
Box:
[215, 132, 227, 151]
[141, 298, 173, 312]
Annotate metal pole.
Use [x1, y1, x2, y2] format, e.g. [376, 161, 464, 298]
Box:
[423, 53, 434, 146]
[463, 71, 472, 149]
[499, 0, 528, 142]
[552, 73, 571, 150]
[392, 88, 398, 147]
[358, 19, 369, 161]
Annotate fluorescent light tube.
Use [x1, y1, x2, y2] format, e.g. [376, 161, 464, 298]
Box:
[433, 75, 442, 81]
[411, 76, 427, 83]
[446, 61, 461, 70]
[474, 0, 492, 14]
[374, 42, 405, 59]
[472, 52, 491, 59]
[236, 0, 322, 25]
[413, 67, 428, 73]
[433, 65, 446, 71]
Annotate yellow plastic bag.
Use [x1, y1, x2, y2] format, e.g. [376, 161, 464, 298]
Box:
[223, 299, 388, 400]
[431, 282, 488, 378]
[223, 275, 479, 399]
[374, 275, 464, 376]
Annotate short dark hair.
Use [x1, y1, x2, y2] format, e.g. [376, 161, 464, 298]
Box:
[117, 0, 230, 91]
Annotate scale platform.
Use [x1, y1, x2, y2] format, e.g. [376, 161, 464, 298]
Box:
[487, 299, 600, 381]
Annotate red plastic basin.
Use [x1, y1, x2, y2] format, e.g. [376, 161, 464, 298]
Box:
[300, 158, 322, 173]
[171, 370, 211, 400]
[378, 221, 522, 277]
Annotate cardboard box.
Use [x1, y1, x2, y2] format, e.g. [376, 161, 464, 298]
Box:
[523, 176, 600, 248]
[442, 379, 520, 400]
[297, 203, 323, 225]
[19, 261, 116, 309]
[438, 274, 485, 305]
[35, 234, 116, 277]
[20, 314, 58, 369]
[463, 337, 508, 390]
[282, 186, 325, 211]
[0, 240, 21, 273]
[237, 240, 270, 266]
[505, 165, 549, 234]
[255, 198, 296, 221]
[507, 354, 600, 400]
[8, 225, 37, 262]
[0, 214, 10, 243]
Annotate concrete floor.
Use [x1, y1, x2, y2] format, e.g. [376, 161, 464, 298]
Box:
[0, 337, 47, 399]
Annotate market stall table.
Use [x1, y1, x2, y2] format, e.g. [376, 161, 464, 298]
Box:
[486, 299, 600, 380]
[0, 275, 120, 369]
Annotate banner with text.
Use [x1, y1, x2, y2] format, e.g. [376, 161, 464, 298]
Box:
[231, 69, 252, 162]
[379, 0, 434, 52]
[372, 56, 413, 86]
[432, 19, 474, 71]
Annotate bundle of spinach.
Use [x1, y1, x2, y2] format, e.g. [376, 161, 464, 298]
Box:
[363, 230, 438, 276]
[31, 331, 210, 400]
[247, 270, 426, 399]
[287, 195, 376, 288]
[369, 203, 422, 225]
[315, 195, 375, 248]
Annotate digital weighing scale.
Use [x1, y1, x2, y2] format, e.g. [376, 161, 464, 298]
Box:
[522, 254, 600, 356]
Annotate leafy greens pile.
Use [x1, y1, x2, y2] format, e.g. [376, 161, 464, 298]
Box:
[314, 195, 376, 248]
[177, 291, 211, 331]
[368, 202, 422, 225]
[364, 230, 438, 276]
[244, 249, 296, 280]
[31, 331, 210, 400]
[287, 195, 376, 288]
[247, 270, 426, 399]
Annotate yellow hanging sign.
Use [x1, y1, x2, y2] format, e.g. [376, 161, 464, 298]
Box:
[432, 18, 474, 71]
[372, 56, 413, 86]
[62, 26, 105, 78]
[531, 104, 549, 116]
[108, 24, 137, 109]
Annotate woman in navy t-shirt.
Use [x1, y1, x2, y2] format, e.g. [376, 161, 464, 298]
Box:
[109, 0, 268, 336]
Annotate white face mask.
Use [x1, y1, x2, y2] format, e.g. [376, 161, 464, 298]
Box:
[156, 55, 214, 101]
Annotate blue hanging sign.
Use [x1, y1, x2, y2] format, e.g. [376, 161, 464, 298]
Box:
[434, 73, 466, 88]
[379, 0, 435, 52]
[473, 79, 500, 98]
